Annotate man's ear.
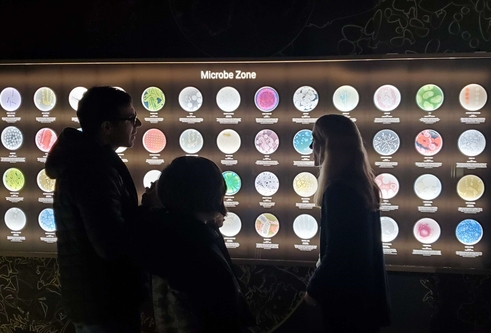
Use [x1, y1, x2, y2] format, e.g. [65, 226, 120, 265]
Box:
[100, 120, 112, 135]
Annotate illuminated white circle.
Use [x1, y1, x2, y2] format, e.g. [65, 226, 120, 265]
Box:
[216, 86, 241, 112]
[143, 170, 161, 188]
[293, 214, 318, 239]
[458, 129, 486, 157]
[293, 172, 318, 197]
[68, 87, 87, 111]
[1, 126, 23, 150]
[373, 129, 400, 156]
[459, 84, 487, 111]
[255, 213, 280, 238]
[414, 174, 442, 201]
[254, 129, 279, 155]
[220, 212, 242, 237]
[216, 129, 241, 154]
[293, 86, 319, 112]
[34, 87, 57, 111]
[380, 216, 399, 243]
[332, 85, 359, 112]
[4, 207, 27, 231]
[179, 129, 204, 154]
[179, 86, 203, 112]
[255, 171, 279, 196]
[0, 87, 21, 111]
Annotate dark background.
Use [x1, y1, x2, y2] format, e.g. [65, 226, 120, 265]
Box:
[1, 1, 491, 332]
[1, 0, 490, 60]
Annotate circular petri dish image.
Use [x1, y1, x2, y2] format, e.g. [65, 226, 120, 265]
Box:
[255, 171, 279, 197]
[179, 86, 203, 112]
[3, 167, 25, 192]
[216, 86, 241, 112]
[255, 129, 279, 155]
[457, 174, 485, 201]
[458, 129, 486, 157]
[293, 129, 313, 155]
[332, 85, 359, 112]
[1, 126, 23, 150]
[0, 87, 22, 111]
[413, 218, 441, 244]
[255, 213, 280, 238]
[380, 216, 399, 243]
[375, 173, 399, 200]
[414, 174, 442, 201]
[34, 87, 57, 111]
[143, 170, 161, 188]
[459, 84, 487, 111]
[68, 86, 87, 111]
[456, 219, 483, 246]
[416, 84, 444, 111]
[142, 128, 166, 153]
[293, 172, 318, 197]
[373, 129, 400, 156]
[415, 129, 443, 156]
[293, 86, 319, 112]
[216, 129, 241, 154]
[37, 169, 56, 192]
[220, 212, 242, 237]
[35, 128, 57, 153]
[254, 86, 279, 112]
[373, 85, 401, 112]
[4, 207, 27, 231]
[38, 208, 56, 232]
[293, 214, 318, 239]
[179, 129, 204, 154]
[222, 171, 241, 196]
[141, 86, 165, 112]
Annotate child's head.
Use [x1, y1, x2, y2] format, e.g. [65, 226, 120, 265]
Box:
[157, 156, 227, 220]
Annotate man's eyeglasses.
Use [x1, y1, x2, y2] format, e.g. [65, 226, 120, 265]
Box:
[110, 113, 139, 126]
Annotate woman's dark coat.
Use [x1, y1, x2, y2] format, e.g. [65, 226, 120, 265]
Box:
[307, 181, 391, 329]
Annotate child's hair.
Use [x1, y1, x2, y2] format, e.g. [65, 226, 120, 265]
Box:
[157, 156, 227, 217]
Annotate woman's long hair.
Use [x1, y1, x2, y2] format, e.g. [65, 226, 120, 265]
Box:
[313, 114, 380, 211]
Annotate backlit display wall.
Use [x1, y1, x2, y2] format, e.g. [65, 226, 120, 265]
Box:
[0, 56, 490, 272]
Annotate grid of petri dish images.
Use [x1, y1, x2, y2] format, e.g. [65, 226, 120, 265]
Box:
[0, 59, 489, 270]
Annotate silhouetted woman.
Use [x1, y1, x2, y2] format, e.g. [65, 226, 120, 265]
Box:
[304, 114, 391, 333]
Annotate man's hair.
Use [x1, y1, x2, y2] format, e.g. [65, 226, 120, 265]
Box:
[157, 156, 227, 217]
[77, 86, 132, 135]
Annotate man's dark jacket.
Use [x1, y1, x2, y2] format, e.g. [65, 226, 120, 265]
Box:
[45, 128, 142, 324]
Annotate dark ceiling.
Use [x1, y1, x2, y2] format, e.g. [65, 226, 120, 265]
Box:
[1, 0, 490, 60]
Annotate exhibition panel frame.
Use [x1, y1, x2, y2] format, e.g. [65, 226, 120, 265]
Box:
[0, 55, 489, 273]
